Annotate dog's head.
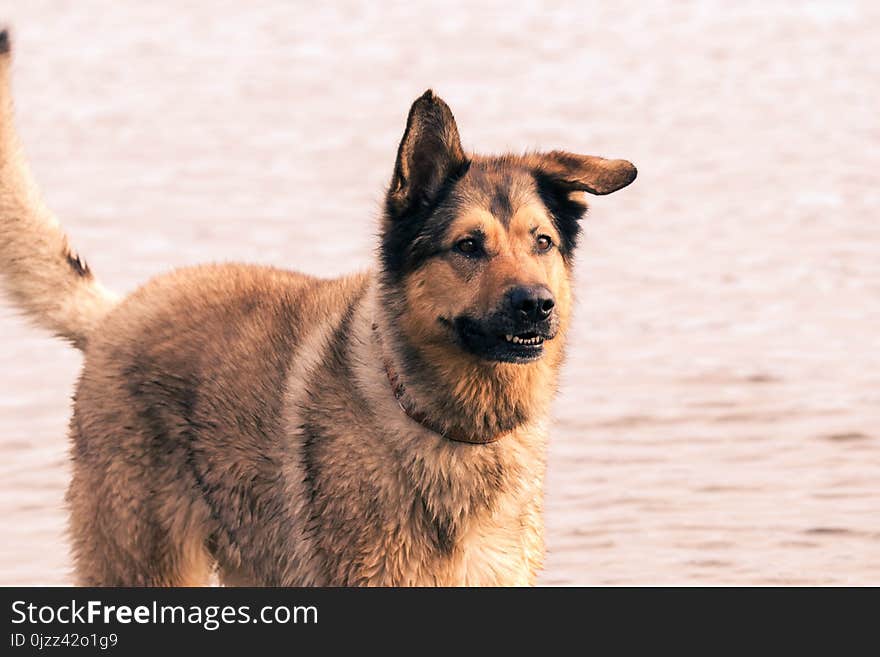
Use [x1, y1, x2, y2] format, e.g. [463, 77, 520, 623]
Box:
[380, 90, 636, 365]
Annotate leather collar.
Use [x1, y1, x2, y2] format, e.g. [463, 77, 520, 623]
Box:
[373, 323, 504, 445]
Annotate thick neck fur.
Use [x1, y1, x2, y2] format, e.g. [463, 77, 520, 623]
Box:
[372, 276, 566, 442]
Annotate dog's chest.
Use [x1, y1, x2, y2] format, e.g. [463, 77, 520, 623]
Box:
[418, 464, 545, 587]
[454, 501, 538, 586]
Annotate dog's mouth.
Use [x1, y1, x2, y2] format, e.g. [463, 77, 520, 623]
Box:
[453, 318, 555, 363]
[502, 331, 545, 347]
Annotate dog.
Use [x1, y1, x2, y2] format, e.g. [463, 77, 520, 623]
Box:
[0, 30, 636, 585]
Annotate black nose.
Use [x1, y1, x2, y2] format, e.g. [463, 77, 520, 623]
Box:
[507, 286, 555, 322]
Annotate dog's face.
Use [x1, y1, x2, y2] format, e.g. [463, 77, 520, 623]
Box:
[381, 91, 636, 365]
[393, 170, 572, 364]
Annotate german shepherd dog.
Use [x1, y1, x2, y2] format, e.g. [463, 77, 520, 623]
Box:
[0, 30, 636, 585]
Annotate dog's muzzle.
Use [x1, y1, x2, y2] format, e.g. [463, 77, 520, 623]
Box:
[454, 286, 559, 363]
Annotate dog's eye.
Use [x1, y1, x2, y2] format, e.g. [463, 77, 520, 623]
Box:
[455, 238, 481, 255]
[536, 235, 553, 252]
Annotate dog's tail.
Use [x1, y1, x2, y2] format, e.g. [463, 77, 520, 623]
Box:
[0, 29, 117, 350]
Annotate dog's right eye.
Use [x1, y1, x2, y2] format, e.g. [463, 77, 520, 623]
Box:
[454, 238, 482, 256]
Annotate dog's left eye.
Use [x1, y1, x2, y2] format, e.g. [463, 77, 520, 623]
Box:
[455, 238, 482, 256]
[536, 235, 553, 252]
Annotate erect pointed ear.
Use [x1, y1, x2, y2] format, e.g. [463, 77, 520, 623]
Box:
[387, 90, 468, 218]
[533, 150, 637, 196]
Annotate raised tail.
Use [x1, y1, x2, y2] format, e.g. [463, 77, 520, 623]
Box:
[0, 29, 117, 350]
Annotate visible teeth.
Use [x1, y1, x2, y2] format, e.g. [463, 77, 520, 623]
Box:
[505, 334, 544, 346]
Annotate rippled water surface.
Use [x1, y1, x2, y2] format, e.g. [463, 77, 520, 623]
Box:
[1, 1, 878, 584]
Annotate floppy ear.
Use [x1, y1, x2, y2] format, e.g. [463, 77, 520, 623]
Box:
[386, 90, 468, 218]
[533, 150, 637, 196]
[532, 151, 636, 255]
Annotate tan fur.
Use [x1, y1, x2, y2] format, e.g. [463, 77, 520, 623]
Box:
[0, 37, 635, 586]
[0, 36, 117, 349]
[395, 196, 571, 444]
